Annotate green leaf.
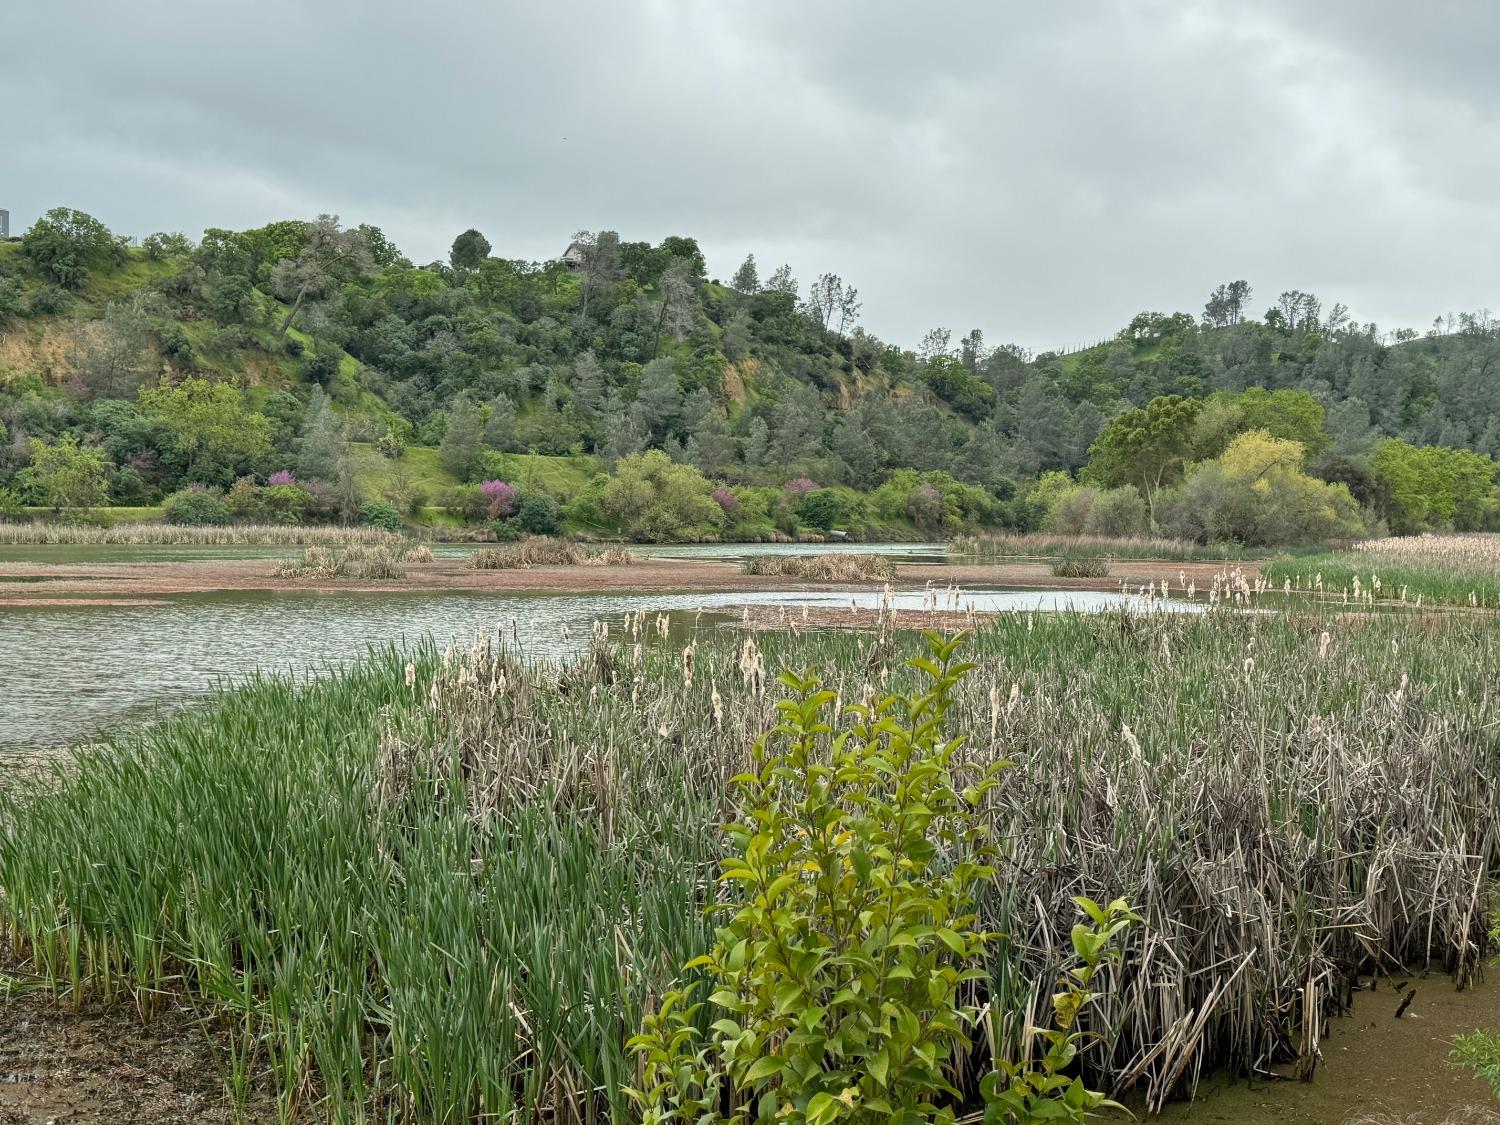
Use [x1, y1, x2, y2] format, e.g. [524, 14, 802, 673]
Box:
[744, 1055, 786, 1083]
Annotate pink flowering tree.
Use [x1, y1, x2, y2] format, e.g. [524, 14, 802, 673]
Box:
[481, 479, 515, 519]
[266, 469, 296, 486]
[712, 487, 738, 513]
[784, 477, 817, 498]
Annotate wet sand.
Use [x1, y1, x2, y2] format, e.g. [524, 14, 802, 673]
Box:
[0, 555, 1243, 607]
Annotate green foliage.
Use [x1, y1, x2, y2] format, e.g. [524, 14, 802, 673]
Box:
[981, 898, 1137, 1124]
[1086, 395, 1202, 500]
[439, 396, 486, 482]
[21, 207, 119, 288]
[358, 499, 404, 531]
[139, 376, 272, 486]
[629, 635, 1131, 1124]
[224, 478, 310, 525]
[20, 434, 111, 510]
[161, 486, 231, 526]
[922, 355, 995, 419]
[629, 634, 1006, 1123]
[450, 228, 492, 272]
[1371, 438, 1499, 534]
[142, 231, 194, 261]
[600, 449, 723, 540]
[797, 487, 843, 531]
[1155, 431, 1368, 546]
[513, 491, 561, 535]
[376, 428, 408, 460]
[1449, 1029, 1500, 1098]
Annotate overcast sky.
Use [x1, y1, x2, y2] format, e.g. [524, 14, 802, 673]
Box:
[7, 1, 1499, 350]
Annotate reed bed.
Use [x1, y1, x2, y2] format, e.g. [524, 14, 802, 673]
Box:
[466, 538, 635, 569]
[2, 611, 1497, 1121]
[1262, 551, 1500, 608]
[740, 552, 895, 581]
[1050, 556, 1111, 578]
[951, 531, 1269, 562]
[272, 545, 407, 580]
[1353, 533, 1500, 568]
[0, 522, 407, 547]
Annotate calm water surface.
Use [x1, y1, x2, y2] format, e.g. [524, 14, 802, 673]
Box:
[0, 584, 1197, 751]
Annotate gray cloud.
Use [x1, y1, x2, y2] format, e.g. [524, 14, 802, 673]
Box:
[6, 0, 1498, 349]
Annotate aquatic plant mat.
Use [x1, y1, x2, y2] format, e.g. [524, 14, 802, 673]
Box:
[466, 537, 635, 569]
[740, 552, 895, 580]
[272, 544, 407, 579]
[1, 609, 1497, 1121]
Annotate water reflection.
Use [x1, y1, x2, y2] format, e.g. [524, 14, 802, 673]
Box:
[0, 586, 1197, 751]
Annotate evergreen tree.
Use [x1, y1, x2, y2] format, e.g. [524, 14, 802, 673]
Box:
[681, 387, 738, 477]
[601, 389, 649, 468]
[439, 395, 485, 481]
[731, 253, 760, 294]
[743, 416, 771, 478]
[296, 389, 345, 482]
[484, 393, 518, 451]
[572, 350, 607, 417]
[632, 357, 681, 442]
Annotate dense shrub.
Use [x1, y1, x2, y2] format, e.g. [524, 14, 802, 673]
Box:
[359, 499, 404, 531]
[796, 487, 842, 531]
[509, 492, 558, 535]
[161, 486, 231, 527]
[628, 636, 1131, 1123]
[600, 450, 723, 541]
[1081, 486, 1148, 537]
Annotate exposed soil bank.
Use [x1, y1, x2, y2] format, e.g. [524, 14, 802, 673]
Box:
[0, 555, 1243, 606]
[0, 982, 287, 1125]
[2, 971, 1491, 1123]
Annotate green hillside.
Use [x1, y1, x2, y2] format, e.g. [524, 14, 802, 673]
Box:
[3, 207, 1500, 543]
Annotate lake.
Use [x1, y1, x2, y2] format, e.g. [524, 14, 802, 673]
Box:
[0, 578, 1197, 750]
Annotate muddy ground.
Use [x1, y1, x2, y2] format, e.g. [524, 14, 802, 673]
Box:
[2, 970, 1493, 1123]
[0, 555, 1240, 607]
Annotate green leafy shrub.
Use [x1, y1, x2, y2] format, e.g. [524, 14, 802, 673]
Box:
[628, 633, 1132, 1124]
[514, 491, 562, 536]
[1450, 1029, 1500, 1098]
[796, 488, 843, 532]
[161, 486, 231, 527]
[359, 499, 404, 531]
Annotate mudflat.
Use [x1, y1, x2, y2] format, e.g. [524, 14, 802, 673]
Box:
[0, 554, 1244, 606]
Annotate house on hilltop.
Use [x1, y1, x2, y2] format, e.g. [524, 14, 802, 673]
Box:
[561, 241, 585, 269]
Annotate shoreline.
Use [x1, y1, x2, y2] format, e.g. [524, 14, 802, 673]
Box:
[0, 555, 1246, 607]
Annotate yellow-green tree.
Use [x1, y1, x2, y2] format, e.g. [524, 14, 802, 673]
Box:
[23, 434, 111, 510]
[140, 376, 272, 485]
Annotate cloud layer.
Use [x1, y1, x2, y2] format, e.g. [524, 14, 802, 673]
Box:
[8, 1, 1498, 348]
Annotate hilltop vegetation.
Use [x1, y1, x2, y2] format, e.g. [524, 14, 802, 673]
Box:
[2, 206, 1499, 543]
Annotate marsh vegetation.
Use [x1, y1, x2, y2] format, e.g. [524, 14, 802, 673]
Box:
[2, 609, 1495, 1121]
